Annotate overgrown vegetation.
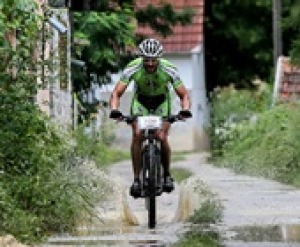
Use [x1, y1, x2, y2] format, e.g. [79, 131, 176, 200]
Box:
[210, 83, 300, 187]
[0, 1, 126, 244]
[209, 81, 272, 158]
[171, 168, 192, 183]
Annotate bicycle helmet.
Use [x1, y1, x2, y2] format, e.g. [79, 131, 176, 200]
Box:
[138, 38, 163, 58]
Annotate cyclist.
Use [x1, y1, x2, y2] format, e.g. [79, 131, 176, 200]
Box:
[109, 38, 192, 198]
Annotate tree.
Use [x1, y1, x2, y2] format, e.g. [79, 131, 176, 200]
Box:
[204, 0, 300, 92]
[204, 1, 274, 92]
[282, 0, 300, 64]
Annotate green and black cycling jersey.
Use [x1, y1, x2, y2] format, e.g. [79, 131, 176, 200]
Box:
[120, 58, 183, 116]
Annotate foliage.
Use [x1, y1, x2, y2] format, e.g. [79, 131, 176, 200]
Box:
[204, 0, 299, 91]
[210, 85, 300, 187]
[204, 1, 273, 91]
[282, 0, 300, 65]
[0, 0, 114, 244]
[216, 103, 300, 186]
[187, 199, 223, 225]
[73, 9, 136, 92]
[135, 3, 195, 37]
[171, 167, 192, 182]
[173, 228, 224, 247]
[209, 82, 272, 158]
[73, 124, 130, 168]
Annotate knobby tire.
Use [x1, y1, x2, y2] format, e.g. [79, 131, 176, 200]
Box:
[148, 143, 156, 229]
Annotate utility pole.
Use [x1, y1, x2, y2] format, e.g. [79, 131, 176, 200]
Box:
[273, 0, 282, 68]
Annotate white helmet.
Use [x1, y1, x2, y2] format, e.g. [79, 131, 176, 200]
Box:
[138, 38, 163, 58]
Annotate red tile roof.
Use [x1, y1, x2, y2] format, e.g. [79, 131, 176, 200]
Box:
[136, 0, 204, 53]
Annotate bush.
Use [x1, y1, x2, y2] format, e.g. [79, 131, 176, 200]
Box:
[218, 103, 300, 185]
[0, 97, 109, 243]
[187, 199, 223, 225]
[209, 82, 272, 158]
[0, 1, 113, 243]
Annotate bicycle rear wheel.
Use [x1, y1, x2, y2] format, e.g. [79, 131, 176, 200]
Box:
[148, 143, 157, 229]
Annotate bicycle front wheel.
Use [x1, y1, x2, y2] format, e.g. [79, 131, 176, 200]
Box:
[148, 143, 157, 229]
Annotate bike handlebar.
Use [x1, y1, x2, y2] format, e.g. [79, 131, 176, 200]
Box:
[116, 114, 188, 125]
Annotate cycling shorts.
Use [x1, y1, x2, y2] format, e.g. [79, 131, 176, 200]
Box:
[130, 93, 171, 117]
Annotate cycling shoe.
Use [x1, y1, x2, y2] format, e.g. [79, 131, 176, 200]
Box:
[130, 180, 141, 198]
[163, 175, 174, 193]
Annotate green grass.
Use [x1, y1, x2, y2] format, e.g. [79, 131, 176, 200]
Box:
[98, 149, 130, 168]
[171, 150, 195, 163]
[187, 199, 223, 224]
[172, 229, 224, 247]
[173, 199, 224, 247]
[171, 167, 192, 182]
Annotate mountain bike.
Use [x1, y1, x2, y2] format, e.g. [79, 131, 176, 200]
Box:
[120, 113, 187, 229]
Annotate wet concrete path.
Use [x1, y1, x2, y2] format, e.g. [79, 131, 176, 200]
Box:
[175, 153, 300, 246]
[43, 152, 300, 246]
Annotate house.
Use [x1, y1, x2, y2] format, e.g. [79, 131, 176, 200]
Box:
[99, 0, 209, 151]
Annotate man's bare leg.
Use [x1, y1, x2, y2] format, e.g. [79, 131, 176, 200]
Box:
[158, 122, 174, 192]
[159, 122, 171, 176]
[131, 122, 143, 179]
[161, 138, 171, 176]
[130, 123, 143, 197]
[131, 141, 142, 180]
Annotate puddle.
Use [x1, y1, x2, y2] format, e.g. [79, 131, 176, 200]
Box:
[41, 174, 219, 247]
[47, 238, 165, 246]
[230, 224, 300, 242]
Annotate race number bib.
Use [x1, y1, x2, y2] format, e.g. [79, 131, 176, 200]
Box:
[137, 116, 162, 130]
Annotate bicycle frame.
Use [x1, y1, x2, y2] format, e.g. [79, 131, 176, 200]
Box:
[116, 113, 184, 229]
[138, 118, 163, 228]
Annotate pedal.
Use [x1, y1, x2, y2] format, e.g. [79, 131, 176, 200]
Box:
[163, 185, 174, 193]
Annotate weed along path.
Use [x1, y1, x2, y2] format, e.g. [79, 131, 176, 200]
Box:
[42, 152, 300, 246]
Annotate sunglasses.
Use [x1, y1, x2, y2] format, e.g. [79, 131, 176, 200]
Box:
[143, 58, 158, 64]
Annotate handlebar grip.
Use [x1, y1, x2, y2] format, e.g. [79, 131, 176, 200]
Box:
[167, 115, 178, 123]
[125, 116, 135, 124]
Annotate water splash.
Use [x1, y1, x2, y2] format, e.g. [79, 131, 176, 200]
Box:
[174, 175, 218, 222]
[43, 163, 222, 246]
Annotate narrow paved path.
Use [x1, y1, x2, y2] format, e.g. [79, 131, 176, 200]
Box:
[172, 153, 300, 246]
[44, 152, 300, 246]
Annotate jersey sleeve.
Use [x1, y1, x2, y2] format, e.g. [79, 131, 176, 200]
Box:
[172, 75, 183, 89]
[119, 58, 142, 86]
[160, 59, 183, 89]
[160, 60, 183, 89]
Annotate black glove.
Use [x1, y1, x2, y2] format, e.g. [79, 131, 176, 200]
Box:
[178, 110, 192, 118]
[109, 109, 123, 119]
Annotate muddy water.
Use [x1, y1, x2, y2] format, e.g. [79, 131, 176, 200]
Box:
[43, 161, 209, 247]
[41, 153, 300, 246]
